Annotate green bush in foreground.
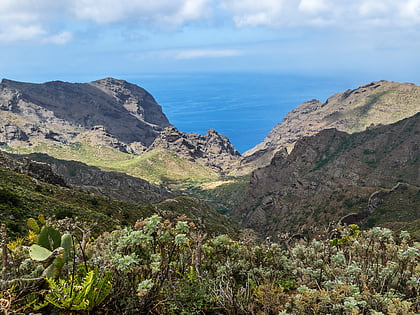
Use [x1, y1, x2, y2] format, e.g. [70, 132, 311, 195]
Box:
[0, 216, 419, 314]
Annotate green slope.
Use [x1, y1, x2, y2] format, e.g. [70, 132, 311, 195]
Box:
[7, 141, 219, 185]
[0, 164, 235, 238]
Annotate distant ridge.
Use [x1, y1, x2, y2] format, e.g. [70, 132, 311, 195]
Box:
[0, 77, 241, 176]
[0, 77, 171, 151]
[238, 80, 420, 173]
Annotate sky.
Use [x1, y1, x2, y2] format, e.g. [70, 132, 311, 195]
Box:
[1, 0, 420, 84]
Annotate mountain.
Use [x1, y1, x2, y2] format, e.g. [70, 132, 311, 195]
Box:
[240, 80, 420, 173]
[0, 77, 171, 152]
[0, 78, 240, 178]
[234, 113, 420, 239]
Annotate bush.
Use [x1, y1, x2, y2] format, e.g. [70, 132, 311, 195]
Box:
[1, 216, 419, 314]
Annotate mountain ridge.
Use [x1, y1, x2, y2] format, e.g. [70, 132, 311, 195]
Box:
[235, 112, 420, 238]
[239, 80, 420, 174]
[0, 77, 240, 176]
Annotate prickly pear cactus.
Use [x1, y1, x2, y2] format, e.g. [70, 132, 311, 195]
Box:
[38, 226, 61, 251]
[29, 231, 73, 279]
[43, 248, 65, 279]
[60, 234, 72, 262]
[29, 244, 53, 262]
[27, 218, 40, 233]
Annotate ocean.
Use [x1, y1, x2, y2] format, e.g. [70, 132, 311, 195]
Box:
[131, 72, 364, 154]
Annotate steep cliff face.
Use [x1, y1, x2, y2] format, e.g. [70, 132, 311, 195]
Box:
[0, 77, 171, 150]
[242, 81, 420, 172]
[236, 113, 420, 237]
[148, 126, 241, 174]
[0, 150, 67, 187]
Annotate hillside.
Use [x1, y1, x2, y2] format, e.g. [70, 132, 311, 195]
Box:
[0, 77, 170, 151]
[11, 152, 172, 205]
[235, 113, 420, 239]
[0, 77, 240, 178]
[0, 77, 419, 241]
[240, 80, 420, 173]
[0, 150, 236, 237]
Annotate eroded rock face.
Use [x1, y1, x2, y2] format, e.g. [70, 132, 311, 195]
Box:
[23, 153, 172, 205]
[242, 81, 420, 171]
[0, 78, 242, 174]
[0, 150, 67, 187]
[236, 113, 420, 237]
[0, 78, 171, 148]
[149, 126, 241, 174]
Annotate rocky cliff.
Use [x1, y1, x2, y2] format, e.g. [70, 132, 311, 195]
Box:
[235, 113, 420, 238]
[148, 126, 241, 174]
[0, 78, 241, 176]
[241, 81, 420, 173]
[0, 77, 170, 152]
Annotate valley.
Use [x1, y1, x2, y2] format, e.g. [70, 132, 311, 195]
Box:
[0, 77, 418, 240]
[0, 77, 419, 314]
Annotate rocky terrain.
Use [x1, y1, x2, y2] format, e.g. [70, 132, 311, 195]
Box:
[240, 81, 420, 173]
[148, 126, 240, 174]
[235, 112, 420, 238]
[0, 77, 240, 175]
[0, 77, 419, 241]
[0, 77, 170, 151]
[15, 152, 171, 205]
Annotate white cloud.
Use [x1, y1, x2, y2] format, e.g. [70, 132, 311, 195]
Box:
[219, 0, 284, 27]
[72, 0, 212, 26]
[400, 0, 420, 23]
[219, 0, 420, 28]
[43, 31, 73, 45]
[298, 0, 329, 14]
[1, 0, 420, 43]
[175, 48, 242, 59]
[0, 24, 46, 42]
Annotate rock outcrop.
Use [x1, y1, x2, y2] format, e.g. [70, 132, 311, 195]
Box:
[148, 126, 241, 174]
[0, 150, 171, 205]
[242, 81, 420, 172]
[0, 150, 67, 187]
[0, 78, 241, 175]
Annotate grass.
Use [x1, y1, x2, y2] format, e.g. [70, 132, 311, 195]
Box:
[9, 141, 220, 186]
[361, 183, 420, 239]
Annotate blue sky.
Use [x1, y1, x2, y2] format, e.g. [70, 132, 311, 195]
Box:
[1, 0, 420, 84]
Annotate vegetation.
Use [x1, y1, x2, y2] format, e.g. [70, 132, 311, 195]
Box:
[0, 165, 234, 239]
[181, 176, 249, 215]
[0, 215, 418, 314]
[10, 142, 220, 186]
[0, 165, 155, 237]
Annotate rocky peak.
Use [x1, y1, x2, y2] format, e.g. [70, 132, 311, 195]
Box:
[0, 77, 171, 148]
[241, 80, 420, 172]
[149, 126, 240, 174]
[89, 78, 168, 127]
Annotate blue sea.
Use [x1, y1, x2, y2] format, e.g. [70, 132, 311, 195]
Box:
[131, 73, 365, 153]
